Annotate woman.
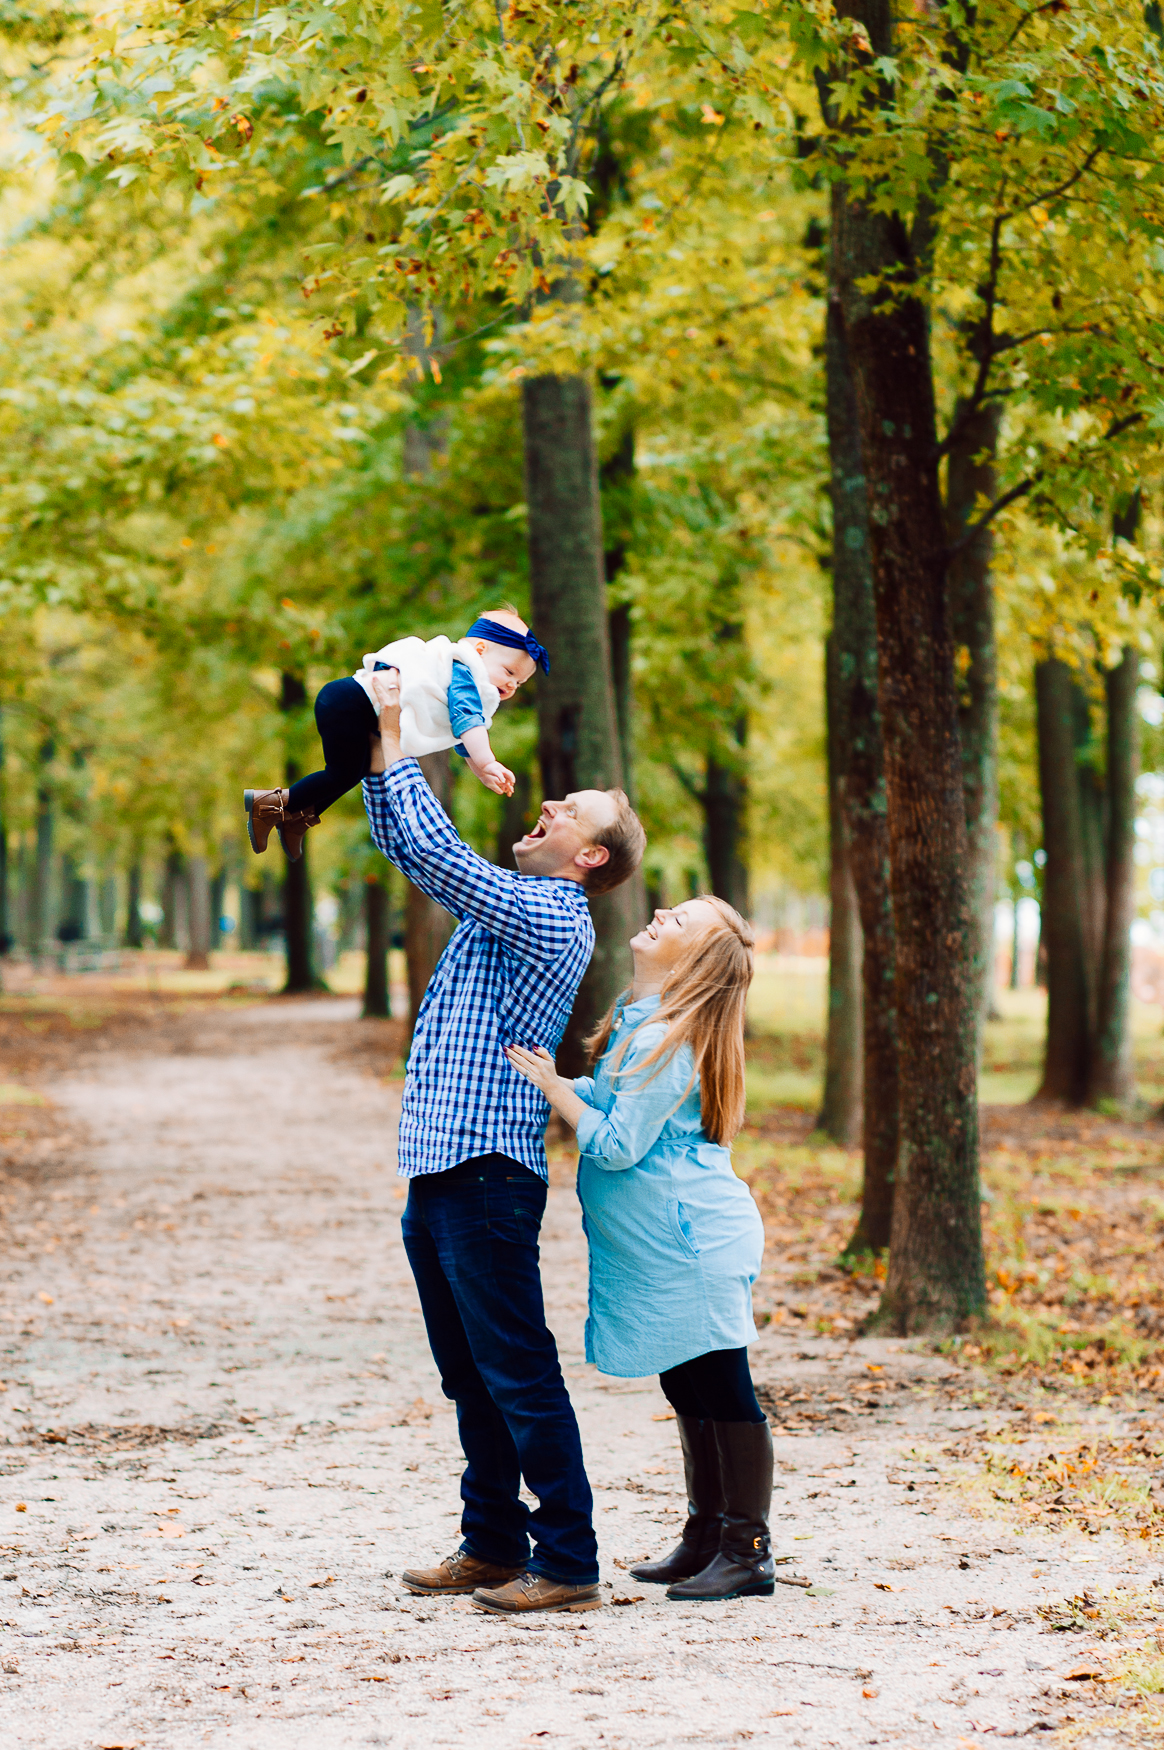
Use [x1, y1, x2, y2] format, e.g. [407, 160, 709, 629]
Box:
[506, 896, 773, 1602]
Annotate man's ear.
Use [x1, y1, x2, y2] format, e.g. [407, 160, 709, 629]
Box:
[574, 844, 611, 872]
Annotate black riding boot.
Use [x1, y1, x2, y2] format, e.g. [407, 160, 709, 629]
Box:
[665, 1418, 775, 1600]
[628, 1416, 723, 1584]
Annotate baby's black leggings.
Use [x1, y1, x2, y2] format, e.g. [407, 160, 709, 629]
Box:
[658, 1345, 766, 1424]
[286, 678, 378, 817]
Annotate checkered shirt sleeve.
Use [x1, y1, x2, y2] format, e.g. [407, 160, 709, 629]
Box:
[362, 763, 595, 1180]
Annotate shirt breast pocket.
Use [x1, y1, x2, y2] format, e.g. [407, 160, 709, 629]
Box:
[666, 1198, 701, 1260]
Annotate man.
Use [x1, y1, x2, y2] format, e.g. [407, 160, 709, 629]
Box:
[364, 669, 645, 1616]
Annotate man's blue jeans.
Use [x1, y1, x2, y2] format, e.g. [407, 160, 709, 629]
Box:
[401, 1153, 598, 1585]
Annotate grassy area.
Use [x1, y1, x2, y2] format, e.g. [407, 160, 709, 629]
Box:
[744, 956, 1164, 1111]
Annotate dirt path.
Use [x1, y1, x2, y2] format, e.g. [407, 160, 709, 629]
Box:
[0, 999, 1148, 1748]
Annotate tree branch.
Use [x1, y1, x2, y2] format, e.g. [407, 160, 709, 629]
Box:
[946, 413, 1144, 558]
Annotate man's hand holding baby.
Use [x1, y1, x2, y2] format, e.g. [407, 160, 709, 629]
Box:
[369, 667, 404, 774]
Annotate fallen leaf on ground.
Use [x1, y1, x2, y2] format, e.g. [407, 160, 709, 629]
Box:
[651, 1411, 676, 1421]
[863, 1687, 879, 1698]
[309, 1574, 335, 1587]
[610, 1594, 643, 1606]
[399, 1398, 434, 1425]
[873, 1582, 894, 1591]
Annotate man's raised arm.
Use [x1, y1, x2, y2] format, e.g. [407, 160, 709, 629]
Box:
[362, 678, 581, 963]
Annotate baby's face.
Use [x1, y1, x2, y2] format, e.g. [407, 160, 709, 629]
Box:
[476, 642, 537, 701]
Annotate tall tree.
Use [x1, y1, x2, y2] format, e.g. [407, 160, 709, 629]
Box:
[280, 672, 316, 995]
[823, 286, 898, 1256]
[818, 631, 863, 1149]
[829, 5, 984, 1331]
[185, 854, 212, 971]
[1034, 657, 1094, 1103]
[523, 373, 633, 1073]
[946, 400, 1002, 1046]
[1088, 641, 1139, 1106]
[363, 876, 392, 1021]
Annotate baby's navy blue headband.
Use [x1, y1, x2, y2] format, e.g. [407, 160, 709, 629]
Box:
[467, 617, 551, 675]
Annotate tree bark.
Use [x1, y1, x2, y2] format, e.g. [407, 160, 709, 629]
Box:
[363, 878, 391, 1019]
[523, 373, 634, 1072]
[184, 854, 212, 971]
[125, 860, 144, 949]
[30, 739, 54, 953]
[824, 280, 898, 1256]
[280, 672, 316, 994]
[1088, 645, 1139, 1106]
[1034, 658, 1093, 1103]
[404, 750, 456, 1044]
[703, 726, 750, 917]
[159, 836, 182, 951]
[818, 633, 864, 1147]
[831, 36, 984, 1328]
[946, 398, 1002, 1046]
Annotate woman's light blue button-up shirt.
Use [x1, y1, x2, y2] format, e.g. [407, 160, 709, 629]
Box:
[573, 993, 765, 1379]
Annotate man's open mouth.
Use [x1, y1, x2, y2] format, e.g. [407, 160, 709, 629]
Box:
[520, 820, 548, 844]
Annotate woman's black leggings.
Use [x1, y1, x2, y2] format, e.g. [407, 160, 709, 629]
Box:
[286, 678, 379, 817]
[659, 1345, 765, 1425]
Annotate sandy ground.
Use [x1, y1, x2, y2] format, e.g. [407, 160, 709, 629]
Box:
[0, 997, 1152, 1749]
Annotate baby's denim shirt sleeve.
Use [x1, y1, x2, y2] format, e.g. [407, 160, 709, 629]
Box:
[448, 660, 486, 742]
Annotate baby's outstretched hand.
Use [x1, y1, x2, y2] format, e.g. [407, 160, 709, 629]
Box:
[479, 760, 516, 798]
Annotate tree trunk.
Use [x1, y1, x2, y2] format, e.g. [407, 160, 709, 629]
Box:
[125, 860, 144, 948]
[1034, 658, 1093, 1103]
[832, 96, 984, 1327]
[946, 398, 1002, 1047]
[404, 750, 456, 1044]
[30, 740, 54, 953]
[363, 879, 391, 1019]
[280, 672, 316, 994]
[824, 280, 898, 1257]
[818, 634, 864, 1147]
[523, 373, 634, 1072]
[160, 837, 182, 950]
[608, 603, 634, 806]
[185, 854, 212, 971]
[1088, 645, 1139, 1106]
[703, 727, 750, 917]
[58, 854, 89, 942]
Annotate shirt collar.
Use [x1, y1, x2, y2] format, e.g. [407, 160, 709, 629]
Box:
[617, 992, 662, 1023]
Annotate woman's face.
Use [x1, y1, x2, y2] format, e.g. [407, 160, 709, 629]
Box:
[630, 900, 720, 979]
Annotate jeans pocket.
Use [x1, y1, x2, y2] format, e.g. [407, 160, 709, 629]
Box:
[484, 1177, 545, 1241]
[667, 1198, 701, 1259]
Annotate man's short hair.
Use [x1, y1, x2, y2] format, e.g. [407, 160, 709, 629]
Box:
[586, 790, 646, 896]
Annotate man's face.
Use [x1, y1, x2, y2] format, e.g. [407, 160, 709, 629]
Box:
[513, 791, 619, 882]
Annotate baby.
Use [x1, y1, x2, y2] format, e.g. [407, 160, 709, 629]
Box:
[244, 607, 549, 860]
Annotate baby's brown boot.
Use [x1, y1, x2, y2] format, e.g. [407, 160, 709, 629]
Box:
[244, 787, 287, 854]
[277, 808, 320, 863]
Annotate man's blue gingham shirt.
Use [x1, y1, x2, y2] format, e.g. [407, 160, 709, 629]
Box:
[363, 762, 595, 1181]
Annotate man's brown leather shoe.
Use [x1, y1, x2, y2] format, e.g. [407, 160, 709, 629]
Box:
[400, 1550, 524, 1596]
[471, 1572, 602, 1615]
[244, 787, 287, 854]
[277, 807, 320, 863]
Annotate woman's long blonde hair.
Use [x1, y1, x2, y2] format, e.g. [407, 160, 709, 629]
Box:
[585, 895, 754, 1145]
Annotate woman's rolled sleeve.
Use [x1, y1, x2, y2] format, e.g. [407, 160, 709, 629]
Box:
[572, 1076, 598, 1106]
[575, 1029, 694, 1174]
